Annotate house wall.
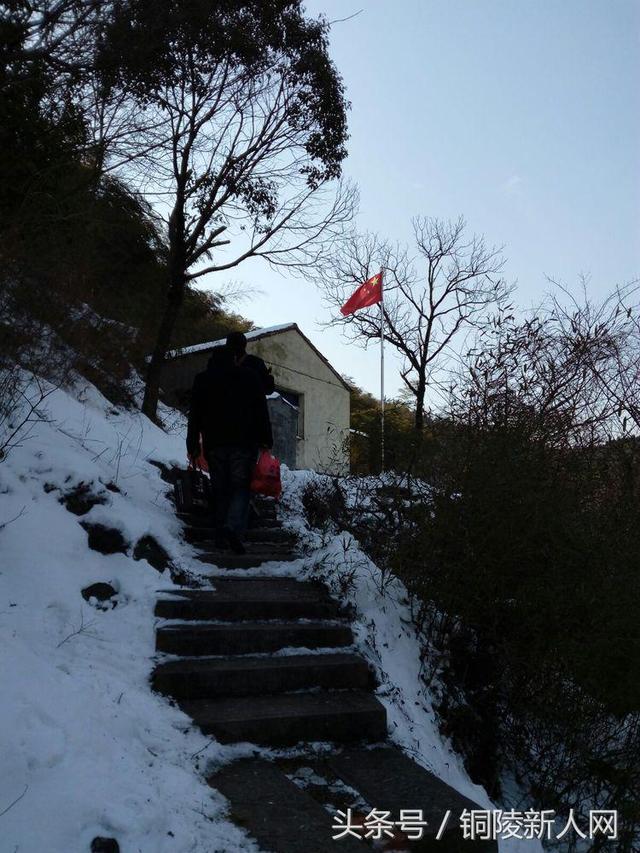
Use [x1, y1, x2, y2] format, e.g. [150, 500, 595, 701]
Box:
[158, 328, 350, 475]
[159, 350, 211, 410]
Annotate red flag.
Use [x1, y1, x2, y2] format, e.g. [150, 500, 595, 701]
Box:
[340, 271, 383, 316]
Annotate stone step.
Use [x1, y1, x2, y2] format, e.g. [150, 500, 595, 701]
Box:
[155, 582, 341, 622]
[184, 525, 295, 544]
[194, 550, 298, 569]
[251, 518, 282, 529]
[251, 497, 279, 513]
[197, 540, 295, 556]
[177, 511, 282, 530]
[326, 746, 498, 852]
[210, 758, 365, 853]
[181, 690, 387, 745]
[152, 652, 374, 699]
[156, 620, 354, 656]
[201, 576, 334, 596]
[253, 508, 278, 521]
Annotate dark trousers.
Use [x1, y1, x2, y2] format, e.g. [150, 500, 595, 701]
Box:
[206, 445, 256, 535]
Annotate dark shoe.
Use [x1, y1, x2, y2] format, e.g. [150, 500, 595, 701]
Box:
[223, 527, 246, 555]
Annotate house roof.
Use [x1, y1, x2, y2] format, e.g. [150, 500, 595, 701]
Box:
[166, 323, 350, 391]
[166, 324, 296, 358]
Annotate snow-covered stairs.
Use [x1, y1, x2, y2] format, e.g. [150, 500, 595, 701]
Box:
[152, 652, 374, 699]
[184, 524, 295, 544]
[181, 501, 302, 568]
[208, 759, 366, 853]
[154, 493, 496, 851]
[179, 691, 387, 746]
[155, 617, 355, 657]
[154, 577, 343, 620]
[193, 549, 300, 568]
[153, 498, 387, 747]
[211, 751, 499, 853]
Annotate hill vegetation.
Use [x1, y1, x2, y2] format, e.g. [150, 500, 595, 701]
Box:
[315, 307, 640, 849]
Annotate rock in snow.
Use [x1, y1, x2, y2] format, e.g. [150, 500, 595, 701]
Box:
[133, 534, 172, 573]
[91, 837, 120, 852]
[80, 521, 130, 555]
[81, 582, 118, 609]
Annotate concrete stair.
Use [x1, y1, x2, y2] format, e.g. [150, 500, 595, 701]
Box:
[181, 497, 294, 569]
[152, 652, 374, 699]
[155, 501, 382, 749]
[183, 517, 283, 531]
[194, 548, 299, 569]
[180, 690, 387, 745]
[154, 484, 495, 851]
[156, 619, 354, 656]
[197, 540, 295, 555]
[177, 506, 281, 531]
[212, 750, 498, 852]
[324, 746, 497, 851]
[184, 525, 295, 544]
[155, 578, 342, 621]
[210, 758, 365, 853]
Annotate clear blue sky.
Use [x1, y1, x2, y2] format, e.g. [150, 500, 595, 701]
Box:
[201, 0, 640, 398]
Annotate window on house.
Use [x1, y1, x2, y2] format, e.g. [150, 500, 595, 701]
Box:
[276, 388, 304, 438]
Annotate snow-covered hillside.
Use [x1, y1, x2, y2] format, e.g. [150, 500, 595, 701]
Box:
[0, 379, 259, 852]
[0, 376, 540, 852]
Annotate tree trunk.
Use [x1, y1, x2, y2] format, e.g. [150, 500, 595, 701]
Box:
[142, 197, 186, 421]
[414, 382, 426, 431]
[141, 276, 185, 421]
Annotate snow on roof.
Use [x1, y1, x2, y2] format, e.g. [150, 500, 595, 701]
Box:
[166, 323, 297, 359]
[267, 391, 299, 411]
[165, 321, 351, 391]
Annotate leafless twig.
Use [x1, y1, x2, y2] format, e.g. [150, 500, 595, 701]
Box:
[0, 785, 29, 818]
[0, 506, 27, 533]
[57, 609, 97, 648]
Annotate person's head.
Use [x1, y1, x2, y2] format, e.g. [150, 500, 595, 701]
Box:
[207, 346, 234, 371]
[225, 331, 247, 362]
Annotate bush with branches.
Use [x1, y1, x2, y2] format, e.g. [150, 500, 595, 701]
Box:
[303, 282, 640, 849]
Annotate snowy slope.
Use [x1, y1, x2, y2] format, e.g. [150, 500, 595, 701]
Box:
[0, 375, 541, 852]
[0, 378, 259, 852]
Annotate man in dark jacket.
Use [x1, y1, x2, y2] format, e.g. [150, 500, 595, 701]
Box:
[187, 344, 273, 553]
[225, 331, 275, 395]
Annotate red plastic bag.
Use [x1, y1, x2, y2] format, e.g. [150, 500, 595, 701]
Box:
[186, 435, 209, 472]
[250, 450, 282, 499]
[195, 434, 208, 472]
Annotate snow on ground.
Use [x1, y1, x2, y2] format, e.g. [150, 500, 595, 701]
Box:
[0, 377, 259, 853]
[0, 374, 541, 852]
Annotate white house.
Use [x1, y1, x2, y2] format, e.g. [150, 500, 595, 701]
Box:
[160, 324, 351, 475]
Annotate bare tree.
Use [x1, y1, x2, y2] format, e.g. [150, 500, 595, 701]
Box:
[547, 278, 640, 436]
[323, 217, 509, 430]
[96, 3, 356, 421]
[452, 277, 640, 447]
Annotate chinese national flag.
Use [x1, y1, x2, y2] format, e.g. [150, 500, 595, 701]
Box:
[340, 271, 383, 316]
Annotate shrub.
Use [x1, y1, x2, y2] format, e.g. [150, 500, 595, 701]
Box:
[302, 426, 640, 846]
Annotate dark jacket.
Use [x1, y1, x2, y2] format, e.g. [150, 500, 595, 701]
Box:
[187, 351, 273, 455]
[240, 353, 275, 395]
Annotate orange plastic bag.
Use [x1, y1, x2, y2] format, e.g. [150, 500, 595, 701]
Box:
[250, 450, 282, 499]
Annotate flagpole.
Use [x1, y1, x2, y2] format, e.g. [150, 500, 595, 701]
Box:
[380, 268, 385, 473]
